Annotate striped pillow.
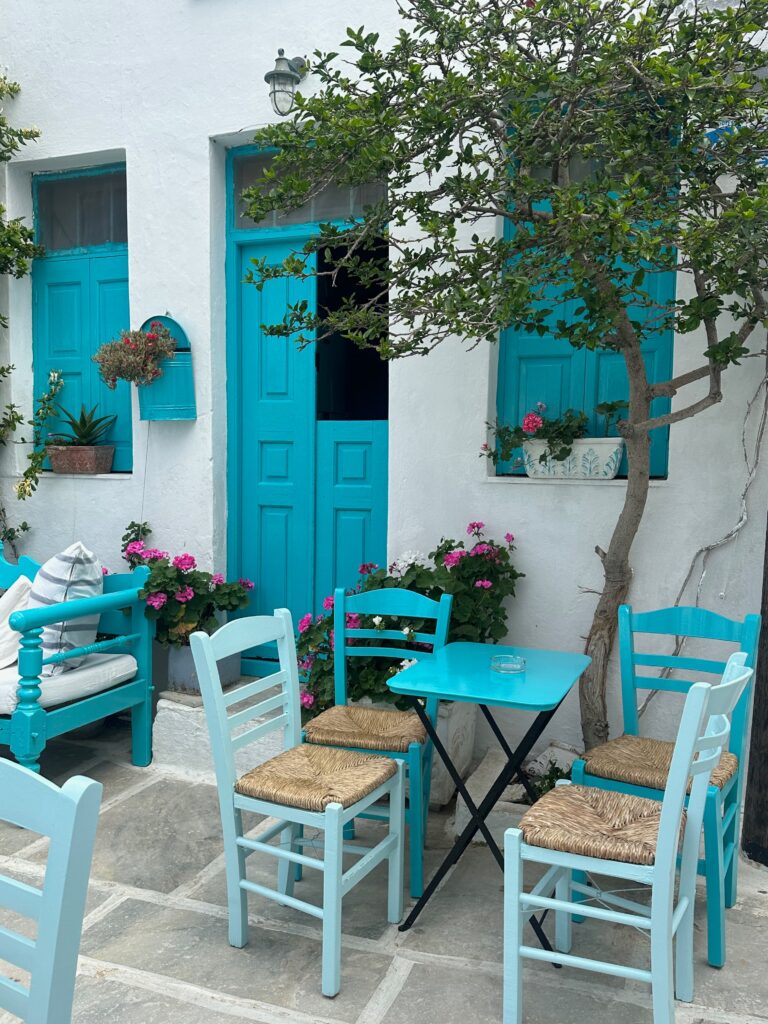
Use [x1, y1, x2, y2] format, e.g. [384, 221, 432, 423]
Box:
[27, 542, 104, 676]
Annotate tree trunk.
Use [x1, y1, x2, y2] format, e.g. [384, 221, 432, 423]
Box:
[579, 341, 652, 750]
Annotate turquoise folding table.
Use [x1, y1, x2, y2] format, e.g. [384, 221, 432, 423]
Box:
[389, 641, 591, 937]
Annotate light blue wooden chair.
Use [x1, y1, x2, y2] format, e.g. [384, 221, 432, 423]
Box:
[0, 757, 102, 1023]
[303, 587, 453, 898]
[504, 652, 752, 1024]
[570, 605, 760, 967]
[190, 610, 405, 998]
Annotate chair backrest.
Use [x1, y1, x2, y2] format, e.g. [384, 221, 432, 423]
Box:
[332, 586, 453, 712]
[618, 604, 761, 760]
[190, 610, 301, 793]
[656, 652, 752, 880]
[0, 759, 102, 1024]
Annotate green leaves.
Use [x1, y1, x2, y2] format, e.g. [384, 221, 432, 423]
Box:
[236, 0, 767, 371]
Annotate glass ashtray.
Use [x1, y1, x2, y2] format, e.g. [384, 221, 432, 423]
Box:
[491, 654, 526, 674]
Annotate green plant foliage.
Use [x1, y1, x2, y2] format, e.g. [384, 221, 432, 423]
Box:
[93, 322, 176, 389]
[297, 524, 523, 715]
[51, 404, 116, 447]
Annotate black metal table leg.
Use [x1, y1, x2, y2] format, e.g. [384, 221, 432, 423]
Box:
[478, 704, 539, 804]
[399, 698, 562, 954]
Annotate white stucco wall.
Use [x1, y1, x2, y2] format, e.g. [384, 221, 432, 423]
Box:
[1, 0, 765, 759]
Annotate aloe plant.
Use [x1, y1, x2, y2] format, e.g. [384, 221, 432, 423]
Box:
[53, 404, 116, 446]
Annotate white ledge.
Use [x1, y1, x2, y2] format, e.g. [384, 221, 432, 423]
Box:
[483, 476, 668, 487]
[39, 472, 133, 481]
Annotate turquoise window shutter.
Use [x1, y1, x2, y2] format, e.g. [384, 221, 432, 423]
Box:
[32, 250, 132, 471]
[496, 269, 675, 477]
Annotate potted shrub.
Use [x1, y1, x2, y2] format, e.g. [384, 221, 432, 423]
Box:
[93, 321, 176, 390]
[486, 401, 627, 480]
[47, 404, 117, 474]
[297, 523, 524, 804]
[121, 524, 252, 692]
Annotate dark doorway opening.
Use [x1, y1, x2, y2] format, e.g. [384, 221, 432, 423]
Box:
[316, 241, 389, 421]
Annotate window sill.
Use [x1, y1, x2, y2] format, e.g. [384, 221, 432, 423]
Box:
[40, 471, 133, 481]
[484, 475, 668, 487]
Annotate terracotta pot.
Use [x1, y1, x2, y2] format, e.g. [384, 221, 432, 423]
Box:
[48, 445, 115, 474]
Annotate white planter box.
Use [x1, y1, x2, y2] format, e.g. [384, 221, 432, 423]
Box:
[153, 642, 240, 694]
[523, 437, 625, 480]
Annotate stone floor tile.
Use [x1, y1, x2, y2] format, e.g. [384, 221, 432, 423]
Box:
[71, 977, 270, 1024]
[81, 898, 393, 1022]
[381, 962, 653, 1024]
[29, 777, 224, 893]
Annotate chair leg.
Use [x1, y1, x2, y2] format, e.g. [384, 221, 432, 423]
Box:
[388, 762, 405, 924]
[130, 695, 153, 767]
[723, 787, 741, 909]
[555, 867, 573, 953]
[322, 804, 344, 998]
[503, 829, 524, 1024]
[674, 870, 696, 1003]
[224, 805, 249, 948]
[703, 789, 726, 968]
[422, 739, 435, 832]
[650, 884, 675, 1024]
[278, 823, 299, 899]
[343, 819, 356, 841]
[406, 743, 425, 899]
[569, 760, 587, 923]
[294, 823, 304, 883]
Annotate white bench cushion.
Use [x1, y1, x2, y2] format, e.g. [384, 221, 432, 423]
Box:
[0, 653, 138, 715]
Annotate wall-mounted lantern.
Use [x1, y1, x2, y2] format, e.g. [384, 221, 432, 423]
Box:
[264, 49, 307, 117]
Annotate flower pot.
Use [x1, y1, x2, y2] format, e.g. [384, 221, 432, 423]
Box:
[160, 643, 241, 694]
[48, 445, 115, 475]
[523, 437, 625, 480]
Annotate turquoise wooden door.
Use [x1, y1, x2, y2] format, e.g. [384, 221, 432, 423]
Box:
[32, 250, 132, 470]
[315, 421, 388, 609]
[236, 238, 316, 620]
[232, 233, 388, 648]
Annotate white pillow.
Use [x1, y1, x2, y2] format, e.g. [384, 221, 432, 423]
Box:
[0, 576, 33, 670]
[26, 542, 103, 676]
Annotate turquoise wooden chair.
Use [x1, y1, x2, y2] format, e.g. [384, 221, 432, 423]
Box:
[0, 757, 102, 1023]
[504, 653, 752, 1024]
[0, 544, 154, 773]
[190, 610, 405, 998]
[303, 587, 453, 898]
[570, 605, 760, 968]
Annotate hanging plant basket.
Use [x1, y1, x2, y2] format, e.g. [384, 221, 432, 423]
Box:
[137, 316, 197, 422]
[523, 438, 625, 480]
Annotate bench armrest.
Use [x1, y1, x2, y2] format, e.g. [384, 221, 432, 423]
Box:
[10, 586, 145, 633]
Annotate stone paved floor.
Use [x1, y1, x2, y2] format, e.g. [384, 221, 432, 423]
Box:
[1, 719, 767, 1024]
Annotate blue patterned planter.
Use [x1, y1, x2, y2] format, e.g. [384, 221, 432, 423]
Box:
[523, 438, 625, 479]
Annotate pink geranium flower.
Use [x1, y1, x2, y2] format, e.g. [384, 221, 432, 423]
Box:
[101, 566, 110, 576]
[174, 586, 195, 603]
[211, 573, 225, 586]
[474, 579, 493, 589]
[300, 691, 315, 709]
[142, 548, 169, 562]
[522, 412, 544, 435]
[470, 543, 496, 557]
[238, 578, 255, 591]
[346, 613, 362, 630]
[322, 595, 334, 611]
[504, 532, 515, 544]
[172, 553, 196, 572]
[298, 613, 313, 633]
[358, 562, 378, 575]
[466, 521, 485, 535]
[124, 540, 145, 556]
[146, 592, 168, 609]
[444, 549, 468, 568]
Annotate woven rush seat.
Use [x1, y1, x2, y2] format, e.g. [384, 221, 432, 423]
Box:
[582, 734, 739, 792]
[304, 704, 427, 753]
[519, 784, 678, 866]
[235, 744, 396, 812]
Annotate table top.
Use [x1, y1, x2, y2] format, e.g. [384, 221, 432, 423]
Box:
[388, 641, 591, 711]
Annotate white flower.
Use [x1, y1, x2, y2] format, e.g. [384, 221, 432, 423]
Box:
[14, 478, 33, 499]
[389, 550, 429, 577]
[372, 615, 383, 628]
[48, 370, 61, 383]
[397, 659, 417, 673]
[402, 627, 411, 637]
